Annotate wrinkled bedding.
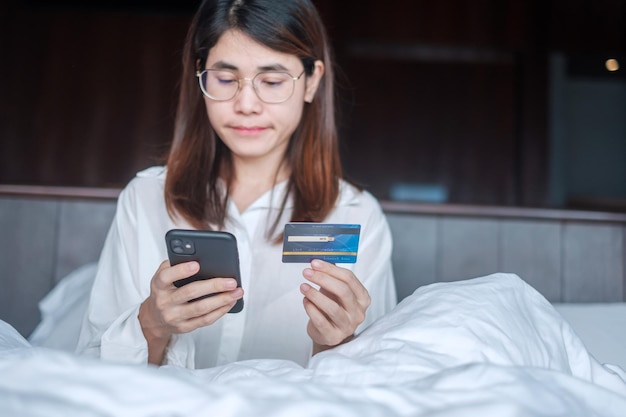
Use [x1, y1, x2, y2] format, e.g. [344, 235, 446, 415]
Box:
[2, 273, 625, 416]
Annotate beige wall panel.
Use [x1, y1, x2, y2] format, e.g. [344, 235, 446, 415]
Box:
[386, 214, 438, 301]
[563, 223, 624, 302]
[55, 199, 117, 282]
[0, 197, 59, 337]
[439, 217, 499, 282]
[500, 219, 562, 301]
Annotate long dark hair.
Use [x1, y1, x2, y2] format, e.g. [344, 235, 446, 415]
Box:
[165, 0, 342, 239]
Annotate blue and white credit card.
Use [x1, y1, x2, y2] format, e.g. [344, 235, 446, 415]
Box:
[282, 223, 361, 264]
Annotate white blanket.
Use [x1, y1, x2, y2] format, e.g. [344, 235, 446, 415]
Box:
[2, 273, 626, 416]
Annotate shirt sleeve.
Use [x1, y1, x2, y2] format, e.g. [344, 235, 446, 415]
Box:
[75, 180, 195, 368]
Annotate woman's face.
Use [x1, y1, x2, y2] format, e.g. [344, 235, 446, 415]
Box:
[203, 29, 324, 168]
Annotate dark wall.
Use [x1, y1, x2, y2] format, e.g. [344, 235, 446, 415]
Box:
[1, 0, 624, 207]
[1, 1, 191, 188]
[325, 1, 536, 206]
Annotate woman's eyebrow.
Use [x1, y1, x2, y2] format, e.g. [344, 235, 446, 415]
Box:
[210, 60, 290, 72]
[258, 63, 289, 72]
[211, 61, 238, 70]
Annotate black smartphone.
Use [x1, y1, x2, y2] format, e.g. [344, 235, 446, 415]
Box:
[165, 229, 243, 313]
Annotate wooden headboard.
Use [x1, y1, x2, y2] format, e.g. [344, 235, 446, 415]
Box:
[2, 185, 625, 338]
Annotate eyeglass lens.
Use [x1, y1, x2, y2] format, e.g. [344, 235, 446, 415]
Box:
[199, 70, 297, 103]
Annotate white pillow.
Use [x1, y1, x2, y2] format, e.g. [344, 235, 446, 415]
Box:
[28, 263, 98, 352]
[0, 320, 31, 352]
[310, 273, 626, 393]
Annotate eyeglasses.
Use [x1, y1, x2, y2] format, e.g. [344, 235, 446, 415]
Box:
[196, 69, 306, 104]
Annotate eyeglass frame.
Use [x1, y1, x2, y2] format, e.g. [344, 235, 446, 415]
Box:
[195, 68, 307, 104]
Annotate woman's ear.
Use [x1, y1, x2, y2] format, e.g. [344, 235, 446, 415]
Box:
[304, 60, 325, 103]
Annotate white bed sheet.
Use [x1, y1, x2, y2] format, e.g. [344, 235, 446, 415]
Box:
[554, 303, 626, 371]
[2, 273, 626, 416]
[27, 262, 626, 371]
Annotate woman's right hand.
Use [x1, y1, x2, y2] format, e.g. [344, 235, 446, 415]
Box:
[138, 260, 244, 364]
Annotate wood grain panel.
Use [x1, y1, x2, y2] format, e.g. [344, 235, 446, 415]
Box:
[1, 9, 189, 188]
[562, 223, 624, 302]
[337, 0, 528, 46]
[0, 198, 59, 337]
[438, 217, 499, 282]
[499, 219, 561, 301]
[54, 200, 117, 282]
[340, 58, 517, 204]
[386, 213, 438, 301]
[2, 1, 624, 210]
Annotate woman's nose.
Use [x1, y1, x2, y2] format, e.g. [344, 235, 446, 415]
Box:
[233, 78, 262, 113]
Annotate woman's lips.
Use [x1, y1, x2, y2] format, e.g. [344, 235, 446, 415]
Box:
[232, 126, 267, 135]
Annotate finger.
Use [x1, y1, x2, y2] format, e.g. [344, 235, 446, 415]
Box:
[309, 259, 352, 282]
[304, 270, 353, 309]
[153, 260, 200, 289]
[302, 296, 344, 347]
[303, 267, 365, 311]
[309, 260, 370, 302]
[154, 286, 243, 335]
[172, 277, 239, 304]
[178, 287, 243, 321]
[178, 299, 240, 334]
[302, 294, 331, 332]
[300, 283, 349, 329]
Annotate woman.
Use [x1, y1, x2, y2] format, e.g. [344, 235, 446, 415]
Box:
[77, 0, 396, 368]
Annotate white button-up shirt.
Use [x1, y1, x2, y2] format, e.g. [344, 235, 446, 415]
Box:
[77, 166, 396, 368]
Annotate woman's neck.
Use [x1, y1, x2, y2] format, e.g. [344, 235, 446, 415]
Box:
[228, 156, 290, 213]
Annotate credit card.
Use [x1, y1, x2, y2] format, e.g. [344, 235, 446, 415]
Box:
[282, 223, 361, 263]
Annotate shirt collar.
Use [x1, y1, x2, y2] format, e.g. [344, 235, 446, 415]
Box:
[242, 179, 361, 212]
[220, 180, 360, 216]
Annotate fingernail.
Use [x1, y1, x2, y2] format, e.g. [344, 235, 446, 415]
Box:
[311, 259, 323, 268]
[224, 279, 237, 289]
[300, 283, 310, 293]
[231, 288, 243, 298]
[303, 268, 313, 278]
[188, 261, 199, 271]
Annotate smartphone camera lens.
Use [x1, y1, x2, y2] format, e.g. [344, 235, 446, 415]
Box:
[170, 238, 195, 254]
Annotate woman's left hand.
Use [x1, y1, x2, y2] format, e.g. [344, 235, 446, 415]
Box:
[300, 259, 371, 354]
